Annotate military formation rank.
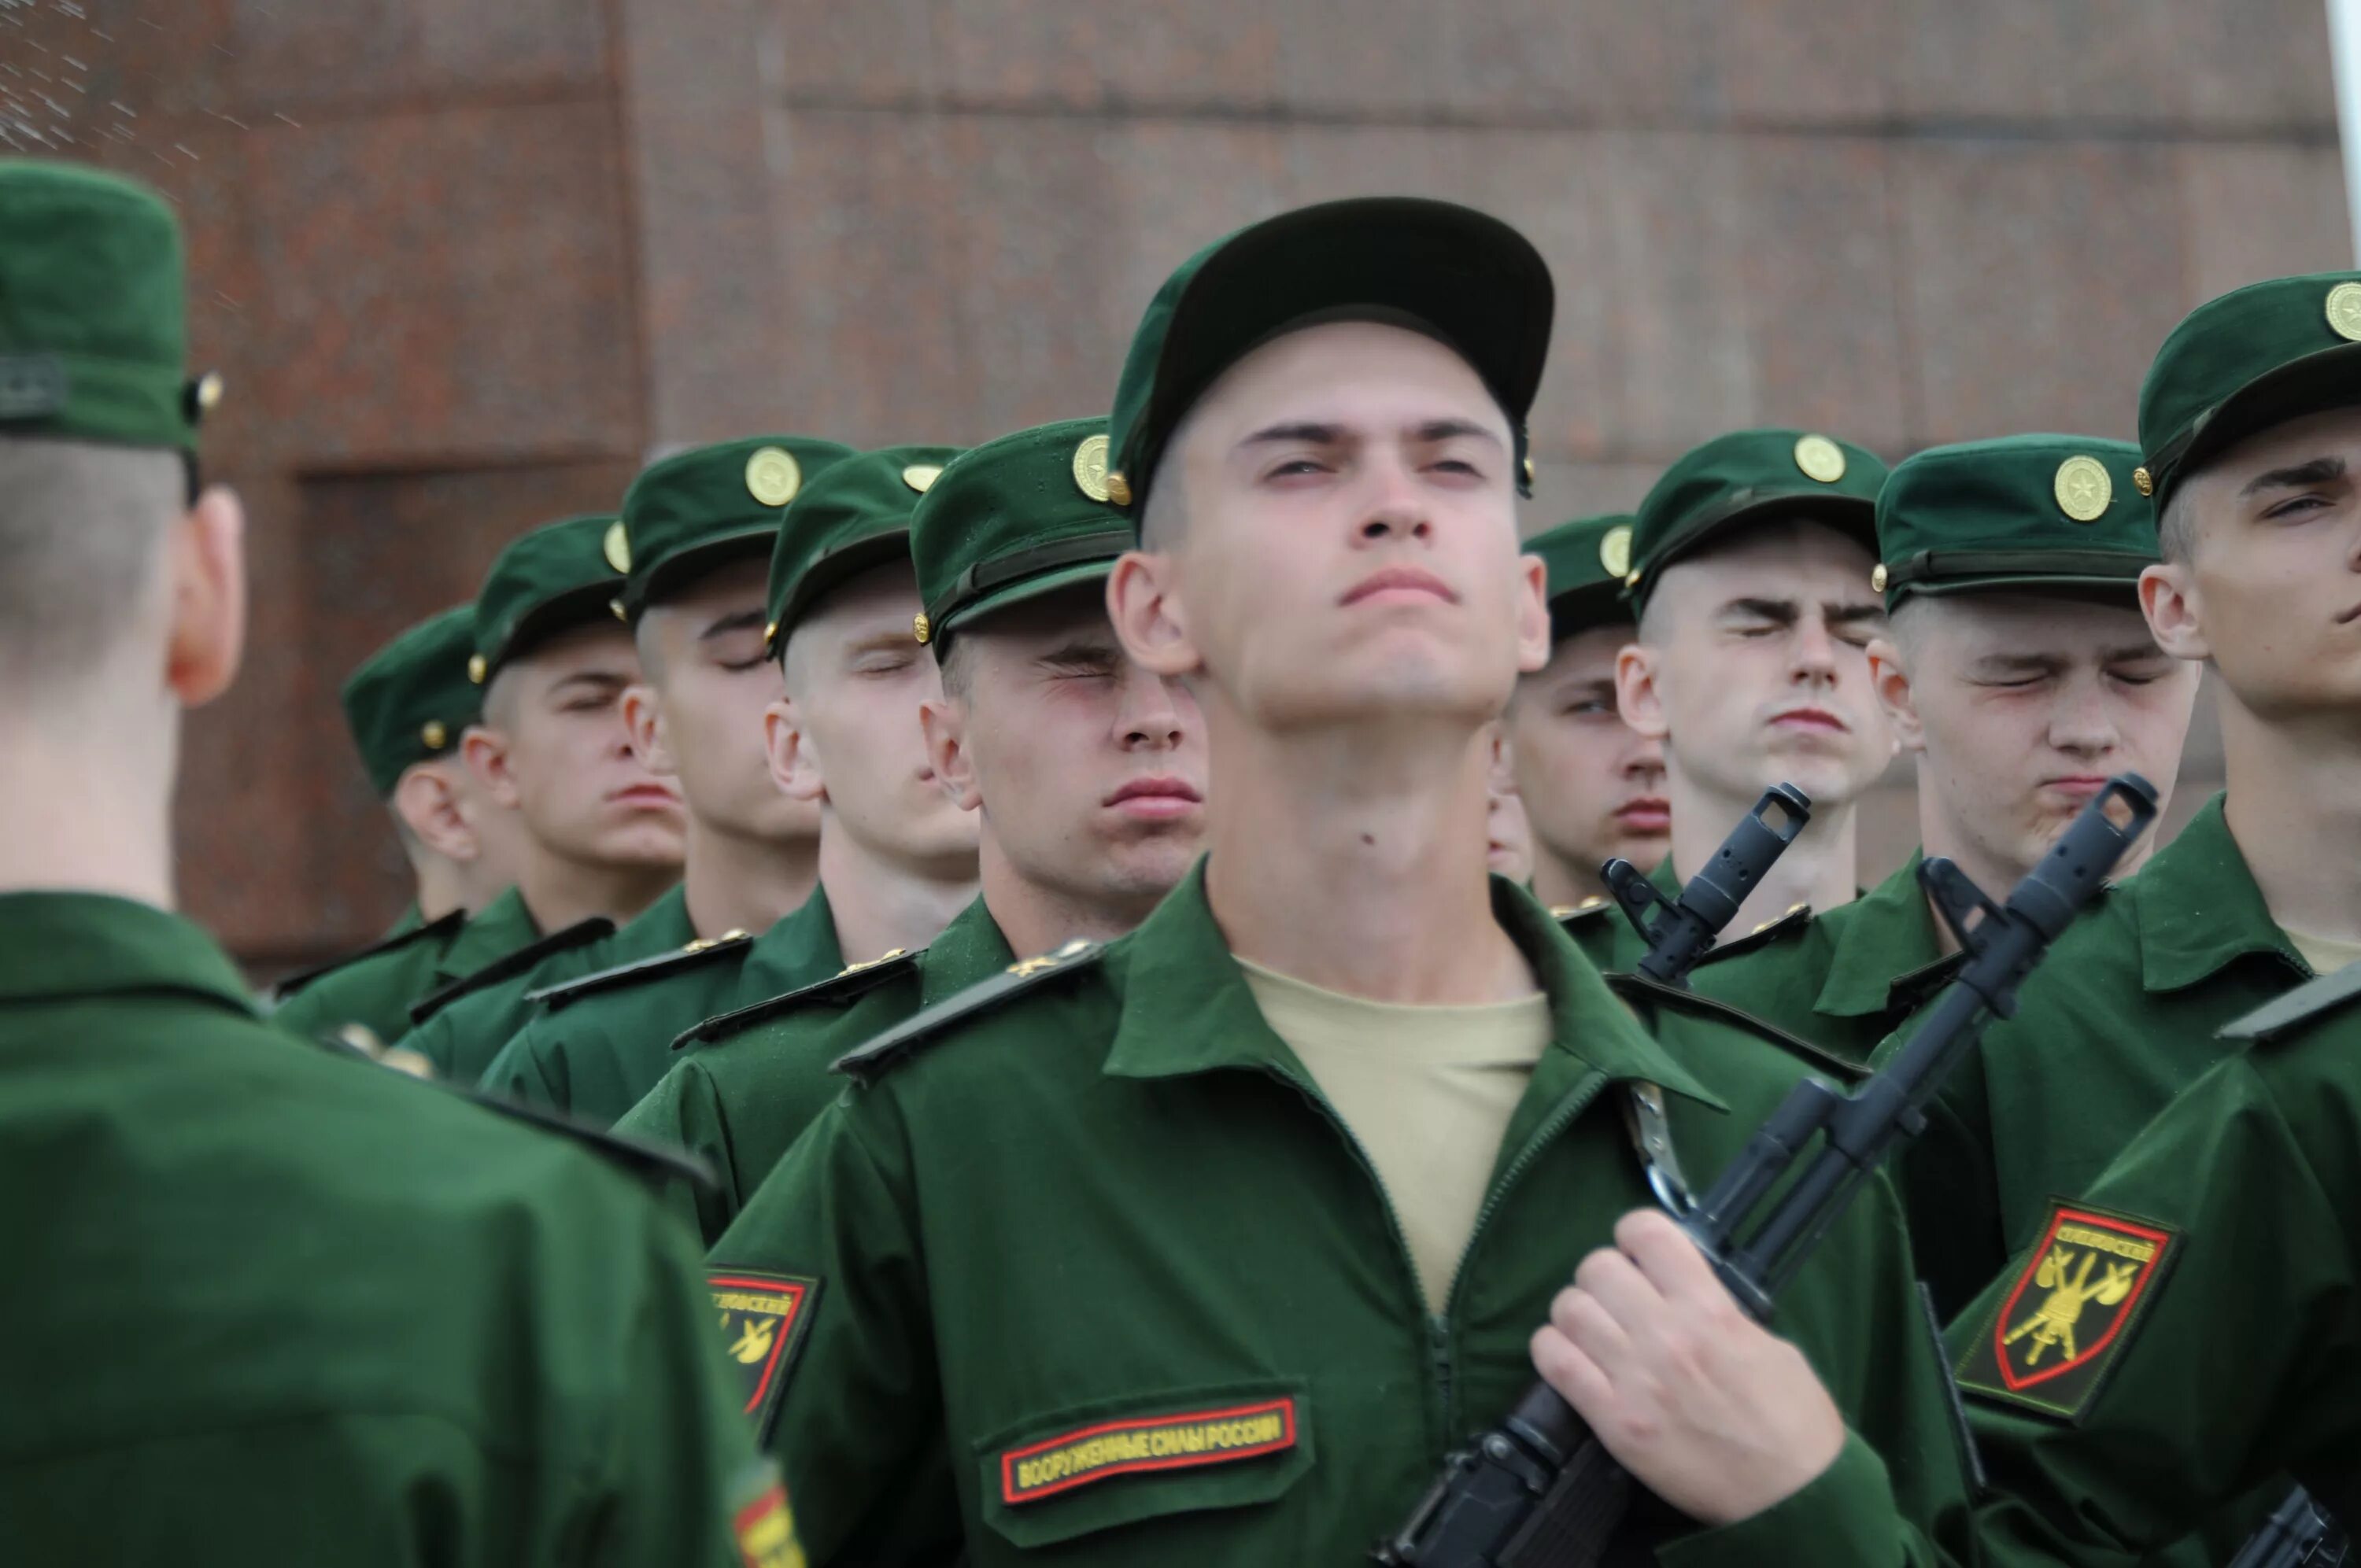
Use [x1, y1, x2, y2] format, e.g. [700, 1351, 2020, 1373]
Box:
[1955, 1201, 2180, 1421]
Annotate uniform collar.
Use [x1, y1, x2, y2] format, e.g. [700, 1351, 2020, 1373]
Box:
[2127, 793, 2306, 992]
[921, 897, 1018, 1005]
[1104, 860, 1724, 1111]
[434, 884, 539, 983]
[1813, 850, 1956, 1019]
[623, 883, 696, 949]
[745, 882, 843, 983]
[0, 891, 257, 1016]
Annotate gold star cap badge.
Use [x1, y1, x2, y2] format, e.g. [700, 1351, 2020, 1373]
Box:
[2327, 281, 2361, 342]
[1794, 434, 1846, 484]
[1871, 563, 1889, 592]
[602, 520, 631, 574]
[421, 720, 448, 750]
[2132, 467, 2154, 497]
[912, 611, 931, 645]
[2053, 455, 2113, 522]
[1071, 433, 1113, 501]
[902, 463, 942, 493]
[1598, 523, 1631, 579]
[745, 446, 802, 507]
[467, 653, 488, 684]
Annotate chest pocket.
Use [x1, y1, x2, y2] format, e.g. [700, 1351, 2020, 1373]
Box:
[974, 1378, 1314, 1550]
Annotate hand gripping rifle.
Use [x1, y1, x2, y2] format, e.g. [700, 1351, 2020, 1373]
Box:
[1376, 774, 2160, 1568]
[1602, 783, 1812, 987]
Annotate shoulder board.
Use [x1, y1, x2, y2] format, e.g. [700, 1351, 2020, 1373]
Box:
[1694, 902, 1815, 968]
[1551, 898, 1616, 929]
[672, 946, 926, 1053]
[269, 908, 467, 1002]
[1606, 971, 1869, 1085]
[832, 938, 1104, 1087]
[525, 930, 755, 1013]
[407, 916, 616, 1026]
[2219, 961, 2361, 1044]
[450, 1086, 719, 1193]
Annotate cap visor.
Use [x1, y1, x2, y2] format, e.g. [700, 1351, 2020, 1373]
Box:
[2168, 340, 2361, 496]
[937, 560, 1117, 642]
[624, 526, 778, 619]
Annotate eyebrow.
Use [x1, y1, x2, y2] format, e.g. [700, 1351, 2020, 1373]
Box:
[1236, 418, 1505, 450]
[550, 671, 630, 699]
[841, 631, 916, 661]
[1037, 638, 1121, 668]
[697, 608, 770, 642]
[2238, 455, 2346, 498]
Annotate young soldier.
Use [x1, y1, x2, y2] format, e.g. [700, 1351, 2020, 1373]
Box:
[0, 157, 793, 1566]
[1614, 431, 1898, 946]
[1689, 437, 2201, 1062]
[1535, 270, 2361, 1566]
[707, 199, 1968, 1565]
[269, 605, 527, 1046]
[471, 447, 979, 1124]
[616, 417, 1206, 1243]
[393, 511, 689, 1050]
[397, 436, 852, 1083]
[1503, 514, 1668, 916]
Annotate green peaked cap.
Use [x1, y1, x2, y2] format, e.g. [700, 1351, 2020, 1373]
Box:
[764, 444, 965, 652]
[1627, 429, 1887, 614]
[2136, 271, 2361, 509]
[911, 417, 1131, 654]
[1874, 435, 2155, 611]
[471, 513, 630, 684]
[0, 157, 220, 450]
[1526, 514, 1639, 644]
[341, 606, 483, 796]
[1104, 196, 1554, 521]
[616, 435, 858, 620]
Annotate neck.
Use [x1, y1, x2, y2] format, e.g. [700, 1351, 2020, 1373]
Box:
[1203, 710, 1534, 1004]
[680, 812, 820, 939]
[0, 707, 177, 909]
[1528, 848, 1611, 909]
[1665, 760, 1857, 932]
[977, 830, 1166, 959]
[410, 861, 471, 925]
[2219, 692, 2361, 943]
[815, 814, 977, 964]
[516, 847, 674, 934]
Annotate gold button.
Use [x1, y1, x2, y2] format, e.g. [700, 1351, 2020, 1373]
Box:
[193, 369, 224, 412]
[1871, 563, 1889, 592]
[609, 598, 627, 622]
[467, 654, 487, 684]
[421, 720, 447, 750]
[2132, 466, 2154, 498]
[912, 611, 932, 645]
[1106, 470, 1132, 507]
[603, 519, 631, 574]
[1521, 455, 1537, 487]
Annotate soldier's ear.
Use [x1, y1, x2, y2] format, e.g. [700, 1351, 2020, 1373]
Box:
[1865, 638, 1926, 756]
[919, 695, 983, 814]
[1613, 642, 1670, 740]
[619, 683, 674, 777]
[1513, 554, 1550, 676]
[763, 696, 825, 804]
[164, 484, 246, 709]
[394, 763, 475, 861]
[460, 723, 523, 810]
[2138, 563, 2211, 664]
[1107, 550, 1199, 679]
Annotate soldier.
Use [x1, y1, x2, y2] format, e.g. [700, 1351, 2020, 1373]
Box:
[0, 157, 793, 1566]
[470, 447, 979, 1123]
[616, 416, 1206, 1243]
[1502, 514, 1668, 920]
[1535, 268, 2361, 1567]
[269, 605, 529, 1046]
[394, 436, 853, 1085]
[1614, 430, 1898, 946]
[1689, 436, 2201, 1062]
[706, 198, 1969, 1564]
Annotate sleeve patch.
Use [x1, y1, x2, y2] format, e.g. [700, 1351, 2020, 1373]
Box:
[709, 1269, 822, 1437]
[731, 1473, 808, 1568]
[1953, 1201, 2181, 1422]
[1000, 1395, 1298, 1505]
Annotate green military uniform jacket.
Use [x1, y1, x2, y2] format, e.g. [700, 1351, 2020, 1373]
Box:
[476, 888, 843, 1127]
[619, 894, 1014, 1245]
[0, 891, 778, 1564]
[1890, 795, 2312, 1323]
[709, 865, 1971, 1566]
[405, 884, 693, 1084]
[268, 903, 470, 1047]
[1691, 851, 1960, 1066]
[1950, 961, 2361, 1564]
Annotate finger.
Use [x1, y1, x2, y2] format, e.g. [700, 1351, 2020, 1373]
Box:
[1530, 1323, 1617, 1418]
[1614, 1207, 1729, 1309]
[1549, 1284, 1636, 1375]
[1572, 1241, 1667, 1334]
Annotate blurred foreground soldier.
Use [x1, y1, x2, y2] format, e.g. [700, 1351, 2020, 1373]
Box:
[396, 512, 689, 1059]
[709, 199, 1968, 1564]
[1505, 514, 1668, 946]
[1614, 430, 1898, 953]
[1692, 437, 2200, 1062]
[618, 417, 1206, 1243]
[270, 605, 528, 1045]
[396, 436, 852, 1083]
[473, 447, 978, 1122]
[0, 157, 796, 1566]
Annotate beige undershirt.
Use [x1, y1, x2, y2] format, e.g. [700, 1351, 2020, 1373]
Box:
[1237, 958, 1552, 1313]
[2281, 926, 2361, 980]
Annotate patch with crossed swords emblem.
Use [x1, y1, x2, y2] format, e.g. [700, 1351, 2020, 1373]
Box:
[1954, 1201, 2180, 1421]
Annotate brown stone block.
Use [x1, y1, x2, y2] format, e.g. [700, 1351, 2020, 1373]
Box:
[1690, 0, 1899, 122]
[929, 2, 1283, 110]
[0, 0, 237, 124]
[222, 0, 609, 111]
[2175, 145, 2354, 308]
[1895, 142, 2183, 446]
[237, 101, 639, 466]
[1522, 460, 1667, 533]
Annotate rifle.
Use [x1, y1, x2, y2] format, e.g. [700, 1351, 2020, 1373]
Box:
[1602, 783, 1812, 987]
[1375, 774, 2160, 1567]
[2230, 1488, 2347, 1568]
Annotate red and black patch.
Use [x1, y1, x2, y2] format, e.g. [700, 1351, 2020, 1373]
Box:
[708, 1269, 819, 1437]
[999, 1396, 1299, 1504]
[1955, 1201, 2180, 1422]
[731, 1472, 807, 1568]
